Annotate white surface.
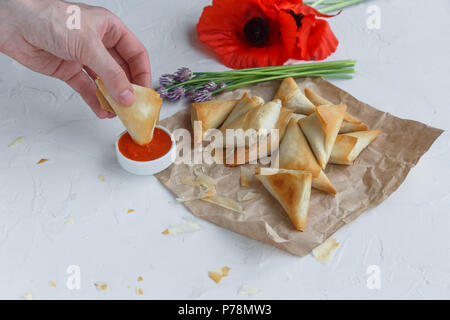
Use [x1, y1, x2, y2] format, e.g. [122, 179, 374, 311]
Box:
[0, 0, 449, 300]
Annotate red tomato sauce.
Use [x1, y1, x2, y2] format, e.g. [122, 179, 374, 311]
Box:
[118, 128, 172, 162]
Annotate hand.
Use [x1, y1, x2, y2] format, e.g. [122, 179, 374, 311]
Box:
[0, 0, 151, 118]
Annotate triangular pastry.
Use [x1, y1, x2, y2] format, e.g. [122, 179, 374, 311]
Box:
[96, 78, 162, 145]
[339, 120, 369, 134]
[304, 88, 332, 106]
[255, 168, 312, 231]
[330, 130, 381, 165]
[304, 88, 368, 134]
[278, 118, 322, 178]
[190, 100, 237, 146]
[222, 107, 293, 166]
[299, 104, 346, 169]
[221, 100, 282, 148]
[273, 77, 315, 115]
[220, 93, 264, 129]
[312, 171, 337, 195]
[277, 118, 337, 194]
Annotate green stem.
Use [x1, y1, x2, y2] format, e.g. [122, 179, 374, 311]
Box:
[196, 59, 356, 75]
[305, 0, 342, 4]
[215, 69, 354, 93]
[311, 0, 326, 8]
[319, 0, 363, 13]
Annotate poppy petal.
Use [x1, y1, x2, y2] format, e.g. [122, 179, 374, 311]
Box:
[294, 18, 338, 61]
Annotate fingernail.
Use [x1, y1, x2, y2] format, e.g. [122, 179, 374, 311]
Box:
[119, 89, 135, 106]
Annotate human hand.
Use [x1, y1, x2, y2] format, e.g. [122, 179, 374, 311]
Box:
[0, 0, 151, 118]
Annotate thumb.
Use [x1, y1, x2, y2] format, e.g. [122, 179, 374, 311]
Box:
[82, 39, 135, 106]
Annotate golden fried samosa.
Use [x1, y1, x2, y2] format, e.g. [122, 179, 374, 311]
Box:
[273, 77, 315, 115]
[299, 104, 346, 169]
[95, 78, 162, 146]
[190, 100, 238, 146]
[255, 168, 312, 231]
[330, 130, 381, 165]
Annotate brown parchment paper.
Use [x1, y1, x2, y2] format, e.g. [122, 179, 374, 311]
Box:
[155, 77, 443, 257]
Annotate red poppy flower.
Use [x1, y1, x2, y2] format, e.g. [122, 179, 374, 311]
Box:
[197, 0, 339, 69]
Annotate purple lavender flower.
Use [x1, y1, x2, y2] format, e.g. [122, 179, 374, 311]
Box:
[203, 81, 218, 92]
[174, 67, 193, 82]
[167, 86, 185, 102]
[159, 74, 175, 87]
[217, 82, 227, 90]
[157, 87, 168, 98]
[185, 88, 197, 98]
[190, 90, 212, 103]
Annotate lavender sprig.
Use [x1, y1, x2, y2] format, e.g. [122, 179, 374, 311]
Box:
[174, 67, 193, 82]
[217, 82, 227, 90]
[203, 81, 218, 92]
[158, 60, 356, 102]
[167, 86, 185, 101]
[190, 90, 212, 103]
[159, 74, 175, 87]
[157, 87, 168, 98]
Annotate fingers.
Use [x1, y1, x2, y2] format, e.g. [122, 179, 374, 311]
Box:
[81, 37, 135, 107]
[48, 58, 114, 119]
[103, 18, 151, 88]
[66, 69, 116, 119]
[107, 48, 132, 82]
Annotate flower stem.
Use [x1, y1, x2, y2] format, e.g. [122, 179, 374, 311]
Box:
[213, 68, 355, 93]
[318, 0, 364, 13]
[311, 0, 327, 8]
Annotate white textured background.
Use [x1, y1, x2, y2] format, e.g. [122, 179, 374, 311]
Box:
[0, 0, 449, 300]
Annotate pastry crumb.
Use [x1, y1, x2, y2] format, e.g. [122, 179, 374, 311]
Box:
[162, 218, 203, 236]
[98, 175, 105, 182]
[136, 287, 144, 295]
[49, 281, 57, 287]
[65, 216, 74, 225]
[127, 209, 135, 214]
[9, 136, 24, 147]
[37, 158, 48, 165]
[23, 293, 33, 300]
[312, 238, 340, 263]
[237, 190, 257, 202]
[238, 284, 261, 296]
[94, 282, 110, 291]
[209, 267, 231, 284]
[137, 276, 143, 282]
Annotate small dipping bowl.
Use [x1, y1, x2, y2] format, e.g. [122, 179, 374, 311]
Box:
[115, 125, 176, 175]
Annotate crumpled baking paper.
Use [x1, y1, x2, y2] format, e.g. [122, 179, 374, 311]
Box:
[155, 77, 443, 257]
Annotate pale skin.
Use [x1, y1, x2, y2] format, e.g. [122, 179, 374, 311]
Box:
[0, 0, 151, 118]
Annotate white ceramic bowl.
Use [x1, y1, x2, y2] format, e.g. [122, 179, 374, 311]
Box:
[115, 125, 176, 176]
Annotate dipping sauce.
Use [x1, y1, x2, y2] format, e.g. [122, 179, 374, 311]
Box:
[118, 128, 172, 162]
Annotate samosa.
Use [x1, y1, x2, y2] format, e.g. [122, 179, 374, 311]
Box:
[304, 88, 368, 133]
[273, 77, 315, 115]
[96, 78, 162, 146]
[255, 168, 312, 231]
[299, 104, 346, 169]
[190, 100, 237, 146]
[330, 130, 381, 165]
[277, 118, 337, 195]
